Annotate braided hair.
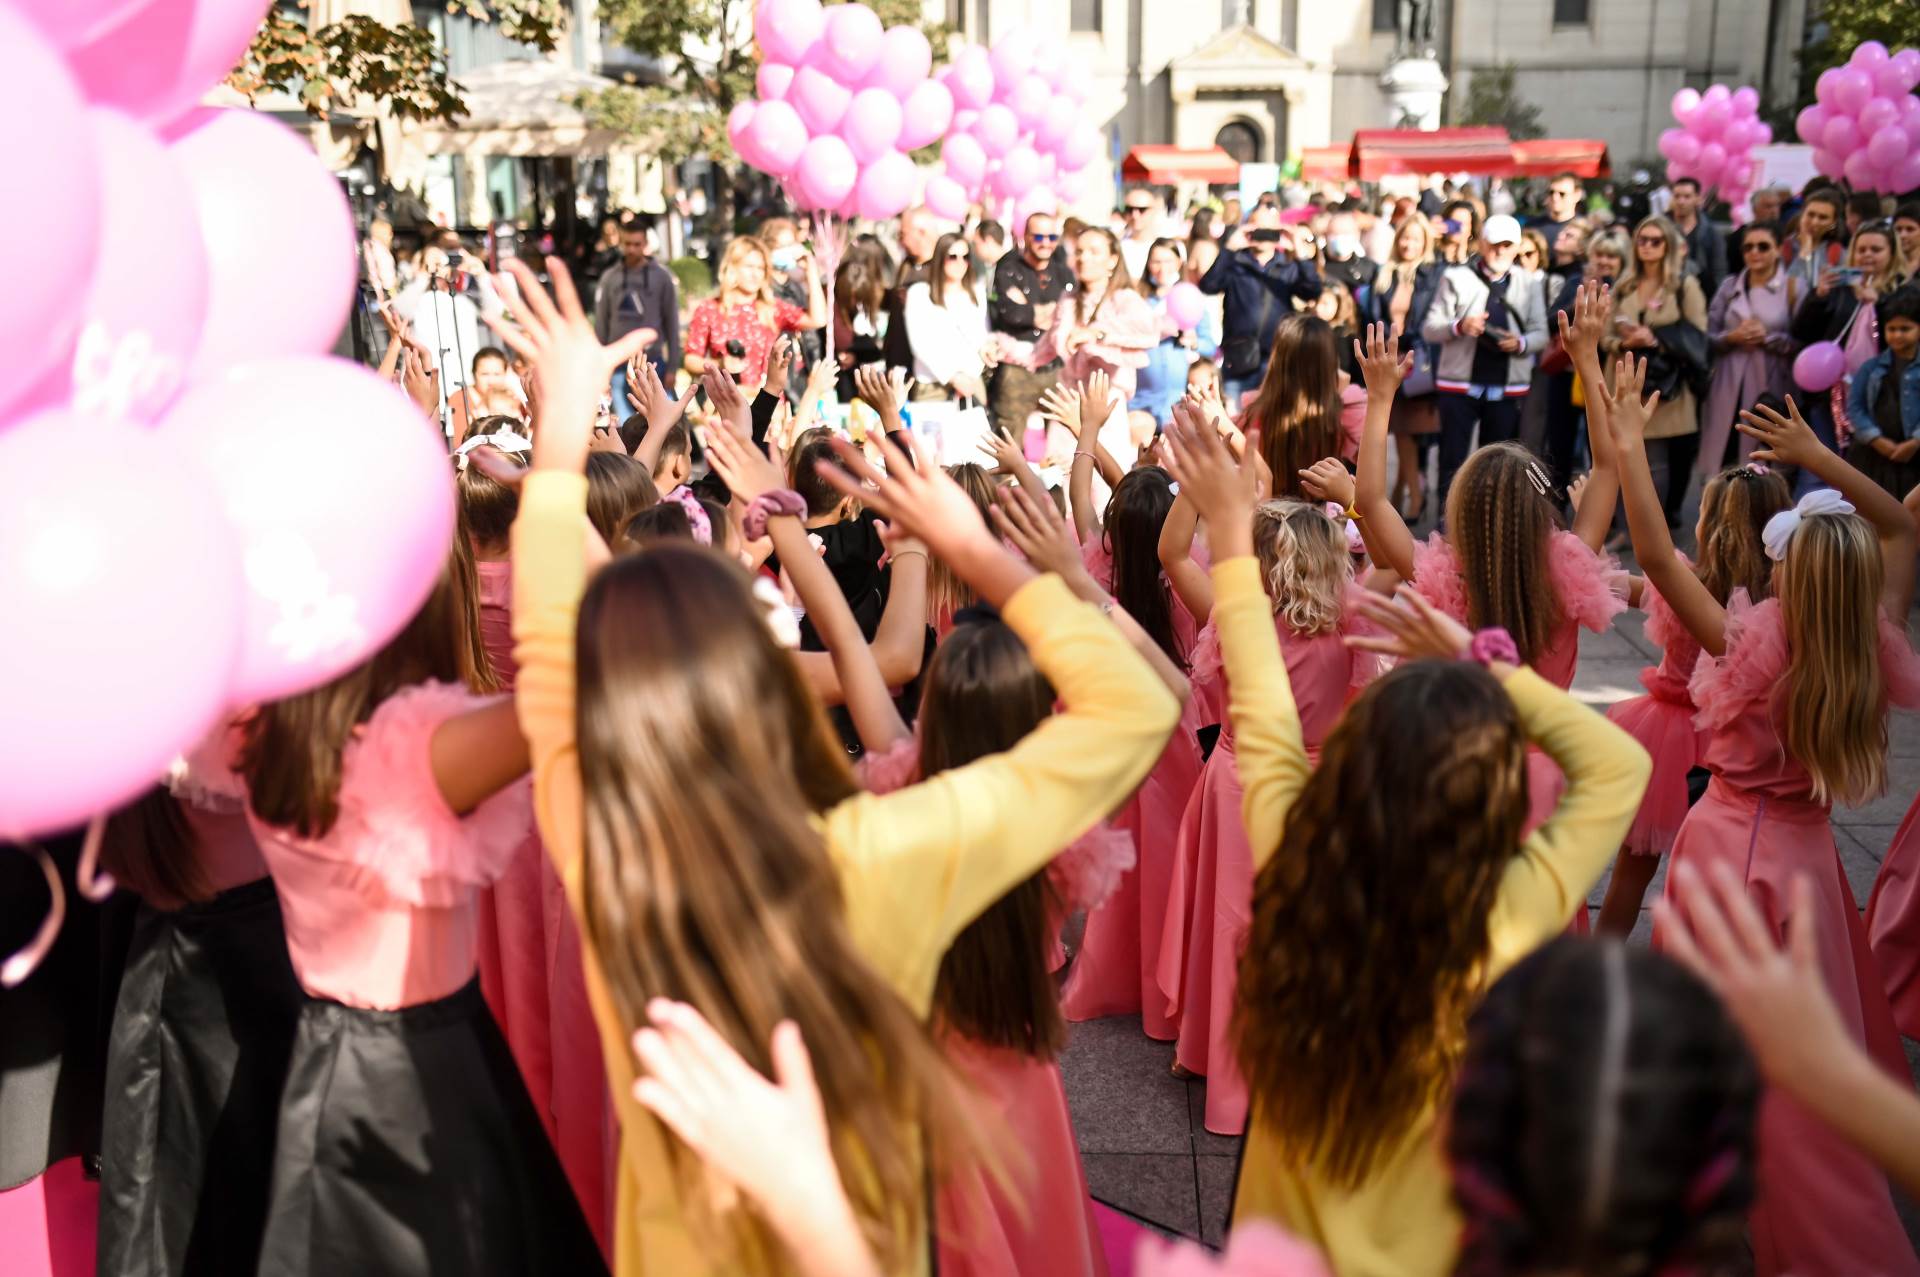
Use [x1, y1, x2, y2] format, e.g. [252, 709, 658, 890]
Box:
[1446, 938, 1757, 1277]
[1445, 442, 1564, 666]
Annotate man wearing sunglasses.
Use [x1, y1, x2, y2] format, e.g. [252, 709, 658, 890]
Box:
[1119, 188, 1160, 278]
[986, 212, 1078, 441]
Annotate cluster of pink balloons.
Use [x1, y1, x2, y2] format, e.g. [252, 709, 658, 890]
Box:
[1796, 42, 1920, 194]
[926, 28, 1100, 229]
[2, 0, 454, 839]
[731, 0, 949, 220]
[1660, 85, 1771, 209]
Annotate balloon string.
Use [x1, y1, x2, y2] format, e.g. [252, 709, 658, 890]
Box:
[1, 845, 65, 989]
[811, 209, 845, 368]
[77, 812, 115, 902]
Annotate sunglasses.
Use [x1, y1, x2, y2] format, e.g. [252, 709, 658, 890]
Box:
[1636, 235, 1666, 246]
[1125, 205, 1154, 215]
[946, 250, 971, 261]
[1742, 241, 1777, 253]
[1030, 232, 1060, 243]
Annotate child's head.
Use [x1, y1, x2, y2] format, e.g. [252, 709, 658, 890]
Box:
[1447, 939, 1757, 1277]
[930, 463, 1000, 618]
[787, 428, 848, 519]
[1773, 501, 1891, 806]
[1693, 463, 1790, 608]
[916, 615, 1064, 1057]
[572, 543, 954, 1266]
[455, 457, 523, 558]
[653, 422, 694, 490]
[470, 346, 512, 395]
[624, 491, 731, 555]
[1249, 315, 1343, 501]
[1445, 442, 1564, 665]
[585, 451, 659, 547]
[1103, 466, 1183, 666]
[1186, 356, 1220, 400]
[1311, 280, 1356, 331]
[1251, 500, 1350, 637]
[1234, 658, 1528, 1185]
[1878, 286, 1920, 360]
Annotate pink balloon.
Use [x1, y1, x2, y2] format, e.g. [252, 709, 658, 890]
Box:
[56, 109, 209, 423]
[947, 46, 996, 111]
[1730, 85, 1760, 118]
[1873, 60, 1910, 99]
[755, 0, 823, 64]
[169, 109, 354, 383]
[794, 134, 858, 209]
[952, 108, 980, 136]
[0, 7, 102, 423]
[1903, 97, 1920, 147]
[1894, 49, 1920, 91]
[1893, 151, 1920, 195]
[1852, 40, 1891, 71]
[975, 104, 1020, 157]
[924, 173, 969, 221]
[1671, 87, 1702, 121]
[1845, 148, 1883, 191]
[1060, 122, 1101, 170]
[790, 64, 852, 134]
[757, 61, 795, 101]
[0, 411, 242, 838]
[1823, 114, 1863, 157]
[161, 357, 456, 704]
[1032, 45, 1063, 91]
[1727, 160, 1755, 189]
[869, 25, 932, 100]
[1011, 74, 1052, 128]
[1815, 67, 1844, 106]
[1796, 104, 1829, 145]
[1752, 121, 1773, 147]
[1056, 165, 1087, 201]
[989, 29, 1035, 89]
[1001, 144, 1043, 198]
[1036, 95, 1077, 151]
[842, 87, 903, 163]
[1832, 67, 1874, 115]
[1867, 125, 1909, 172]
[728, 101, 758, 150]
[1859, 95, 1902, 137]
[1013, 185, 1057, 234]
[1793, 341, 1847, 393]
[819, 3, 883, 81]
[1694, 145, 1727, 185]
[1660, 128, 1700, 166]
[748, 99, 809, 175]
[1701, 83, 1730, 106]
[855, 150, 917, 221]
[65, 0, 272, 126]
[942, 132, 988, 186]
[1812, 148, 1842, 181]
[13, 0, 155, 48]
[898, 79, 954, 150]
[1693, 98, 1731, 140]
[1165, 281, 1205, 330]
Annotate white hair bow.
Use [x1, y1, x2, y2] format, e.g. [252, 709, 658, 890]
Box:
[1762, 489, 1854, 561]
[751, 575, 802, 649]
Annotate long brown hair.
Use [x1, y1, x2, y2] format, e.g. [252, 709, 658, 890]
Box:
[1073, 226, 1137, 325]
[1234, 661, 1529, 1186]
[586, 451, 659, 547]
[1445, 442, 1564, 665]
[926, 231, 978, 307]
[1694, 465, 1790, 607]
[101, 787, 206, 910]
[241, 541, 487, 837]
[916, 618, 1065, 1057]
[573, 544, 960, 1269]
[1248, 315, 1343, 500]
[1775, 512, 1890, 806]
[930, 463, 996, 621]
[1102, 467, 1186, 668]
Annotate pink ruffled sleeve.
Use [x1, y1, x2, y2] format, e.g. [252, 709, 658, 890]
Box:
[855, 737, 921, 796]
[1047, 824, 1136, 915]
[333, 681, 533, 906]
[1687, 593, 1788, 732]
[1548, 531, 1629, 633]
[1188, 619, 1224, 687]
[1080, 532, 1114, 592]
[1410, 533, 1469, 624]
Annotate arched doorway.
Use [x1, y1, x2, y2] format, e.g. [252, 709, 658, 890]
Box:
[1214, 119, 1262, 165]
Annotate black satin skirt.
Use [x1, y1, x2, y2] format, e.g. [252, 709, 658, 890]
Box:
[98, 876, 302, 1277]
[257, 977, 608, 1276]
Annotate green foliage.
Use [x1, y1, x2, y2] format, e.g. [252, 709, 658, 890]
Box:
[1798, 0, 1920, 106]
[668, 255, 715, 297]
[1456, 62, 1545, 141]
[228, 2, 568, 122]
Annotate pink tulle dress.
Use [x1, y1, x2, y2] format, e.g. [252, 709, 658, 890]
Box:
[1603, 568, 1712, 858]
[1414, 531, 1627, 934]
[859, 739, 1128, 1277]
[1867, 792, 1920, 1039]
[1061, 536, 1204, 1039]
[1154, 612, 1374, 1136]
[473, 557, 616, 1255]
[1654, 596, 1920, 1277]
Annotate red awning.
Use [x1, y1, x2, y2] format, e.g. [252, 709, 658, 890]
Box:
[1121, 145, 1240, 185]
[1510, 138, 1613, 179]
[1349, 127, 1514, 179]
[1300, 144, 1351, 182]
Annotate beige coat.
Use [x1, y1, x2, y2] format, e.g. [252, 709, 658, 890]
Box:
[1601, 275, 1708, 440]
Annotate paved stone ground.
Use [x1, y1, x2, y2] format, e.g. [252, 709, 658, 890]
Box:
[1059, 611, 1920, 1249]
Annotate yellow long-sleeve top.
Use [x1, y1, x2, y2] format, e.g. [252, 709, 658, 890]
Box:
[1211, 556, 1651, 1277]
[510, 471, 1181, 1277]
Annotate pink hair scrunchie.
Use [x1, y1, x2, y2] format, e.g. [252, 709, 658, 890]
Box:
[743, 489, 807, 540]
[665, 486, 712, 546]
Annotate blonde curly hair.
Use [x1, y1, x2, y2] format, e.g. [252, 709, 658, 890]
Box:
[1253, 500, 1350, 637]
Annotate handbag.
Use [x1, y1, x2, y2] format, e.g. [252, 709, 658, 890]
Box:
[1401, 341, 1437, 397]
[1643, 319, 1710, 403]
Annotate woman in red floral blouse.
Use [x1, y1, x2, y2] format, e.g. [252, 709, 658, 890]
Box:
[684, 235, 827, 384]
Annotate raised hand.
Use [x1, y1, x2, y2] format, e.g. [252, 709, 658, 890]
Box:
[853, 365, 906, 427]
[803, 352, 837, 403]
[1039, 382, 1086, 438]
[1347, 588, 1477, 663]
[1161, 405, 1258, 560]
[1079, 368, 1118, 438]
[704, 416, 788, 502]
[989, 482, 1087, 583]
[1736, 396, 1826, 469]
[977, 430, 1025, 476]
[1567, 472, 1590, 515]
[815, 429, 996, 563]
[1354, 322, 1414, 398]
[1298, 456, 1355, 509]
[764, 335, 796, 396]
[701, 368, 752, 439]
[1557, 279, 1611, 362]
[629, 358, 687, 435]
[400, 344, 440, 419]
[1597, 354, 1660, 443]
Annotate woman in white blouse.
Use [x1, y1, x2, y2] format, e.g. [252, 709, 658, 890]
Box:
[904, 231, 995, 403]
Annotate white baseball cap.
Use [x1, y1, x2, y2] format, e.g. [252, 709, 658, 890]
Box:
[1482, 214, 1523, 246]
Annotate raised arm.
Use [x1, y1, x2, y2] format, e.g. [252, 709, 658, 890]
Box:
[1738, 397, 1918, 619]
[1350, 322, 1419, 578]
[1563, 282, 1622, 553]
[625, 358, 689, 472]
[1156, 481, 1214, 625]
[1040, 379, 1103, 543]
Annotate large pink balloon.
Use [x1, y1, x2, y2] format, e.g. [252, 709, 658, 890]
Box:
[1832, 67, 1874, 115]
[59, 109, 210, 423]
[1873, 59, 1910, 99]
[1730, 85, 1760, 118]
[728, 101, 757, 151]
[1852, 41, 1891, 71]
[1060, 122, 1101, 170]
[943, 132, 988, 186]
[1793, 341, 1846, 393]
[790, 64, 852, 134]
[1894, 49, 1920, 92]
[1001, 144, 1044, 198]
[1010, 74, 1052, 128]
[924, 173, 969, 221]
[1859, 95, 1902, 137]
[819, 3, 883, 82]
[14, 0, 155, 47]
[975, 104, 1020, 157]
[1694, 143, 1727, 185]
[1165, 281, 1205, 330]
[1903, 97, 1920, 147]
[1892, 151, 1920, 195]
[1031, 44, 1064, 91]
[755, 0, 823, 64]
[898, 79, 955, 150]
[1796, 104, 1829, 146]
[169, 110, 355, 383]
[794, 135, 858, 210]
[855, 151, 917, 221]
[1815, 67, 1843, 106]
[0, 7, 102, 423]
[1812, 148, 1842, 181]
[161, 357, 456, 704]
[1012, 185, 1057, 236]
[947, 46, 996, 111]
[1693, 98, 1731, 140]
[1036, 95, 1077, 151]
[1867, 125, 1908, 172]
[1844, 148, 1882, 191]
[1823, 114, 1863, 157]
[65, 0, 272, 126]
[869, 25, 933, 100]
[748, 99, 808, 175]
[989, 29, 1034, 89]
[1660, 128, 1700, 166]
[843, 87, 903, 163]
[1671, 87, 1702, 122]
[757, 61, 795, 101]
[0, 411, 242, 838]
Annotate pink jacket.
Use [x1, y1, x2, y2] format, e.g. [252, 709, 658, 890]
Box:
[1033, 287, 1158, 394]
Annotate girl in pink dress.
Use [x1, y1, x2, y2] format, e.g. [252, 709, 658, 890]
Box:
[1593, 463, 1790, 935]
[1864, 485, 1920, 1036]
[1155, 497, 1375, 1135]
[1606, 375, 1920, 1277]
[238, 545, 606, 1277]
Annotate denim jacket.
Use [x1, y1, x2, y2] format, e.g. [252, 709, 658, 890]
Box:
[1846, 348, 1920, 444]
